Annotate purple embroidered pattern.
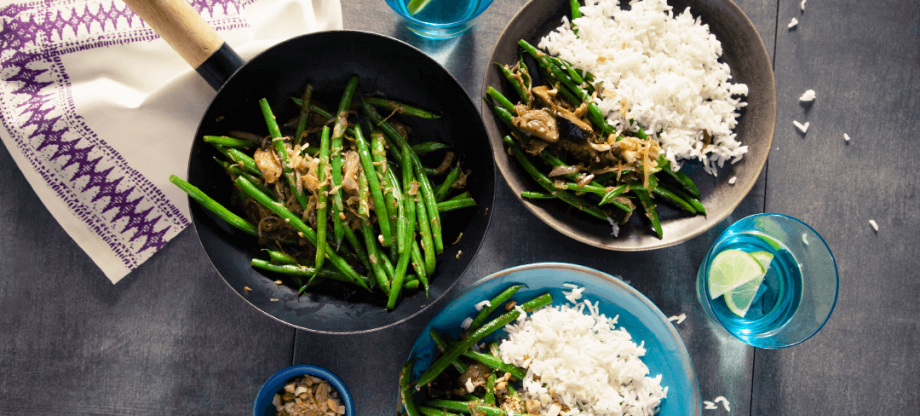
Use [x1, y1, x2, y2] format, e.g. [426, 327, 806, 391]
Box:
[0, 0, 246, 273]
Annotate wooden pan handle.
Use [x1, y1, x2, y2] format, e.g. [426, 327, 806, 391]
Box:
[123, 0, 223, 68]
[123, 0, 242, 89]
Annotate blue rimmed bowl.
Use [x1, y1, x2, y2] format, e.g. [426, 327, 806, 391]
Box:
[254, 365, 354, 416]
[402, 262, 701, 415]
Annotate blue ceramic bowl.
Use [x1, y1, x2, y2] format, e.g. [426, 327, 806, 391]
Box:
[403, 263, 701, 416]
[254, 365, 354, 416]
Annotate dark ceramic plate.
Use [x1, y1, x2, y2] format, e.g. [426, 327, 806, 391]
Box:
[482, 0, 776, 250]
[188, 32, 495, 334]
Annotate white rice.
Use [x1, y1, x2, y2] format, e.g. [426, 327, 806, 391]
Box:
[799, 89, 816, 101]
[844, 133, 851, 142]
[788, 17, 799, 28]
[499, 290, 667, 416]
[793, 120, 809, 133]
[538, 0, 749, 176]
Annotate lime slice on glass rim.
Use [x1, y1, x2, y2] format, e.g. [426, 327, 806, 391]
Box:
[707, 249, 765, 299]
[406, 0, 433, 15]
[724, 251, 774, 317]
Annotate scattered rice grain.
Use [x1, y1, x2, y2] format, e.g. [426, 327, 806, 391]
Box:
[788, 17, 798, 28]
[869, 219, 879, 232]
[793, 120, 810, 133]
[799, 89, 816, 102]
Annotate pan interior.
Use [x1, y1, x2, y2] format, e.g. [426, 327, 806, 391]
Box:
[187, 31, 495, 333]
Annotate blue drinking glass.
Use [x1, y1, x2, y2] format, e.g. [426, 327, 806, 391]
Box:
[385, 0, 494, 39]
[696, 213, 838, 348]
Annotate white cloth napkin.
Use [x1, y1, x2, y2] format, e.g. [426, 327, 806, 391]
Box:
[0, 0, 343, 283]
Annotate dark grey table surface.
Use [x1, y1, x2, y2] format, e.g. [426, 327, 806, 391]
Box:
[1, 0, 918, 414]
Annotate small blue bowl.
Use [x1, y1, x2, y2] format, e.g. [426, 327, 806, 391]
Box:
[253, 365, 354, 416]
[385, 0, 495, 39]
[403, 263, 701, 416]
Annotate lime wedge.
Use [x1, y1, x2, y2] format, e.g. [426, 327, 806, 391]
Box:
[707, 249, 765, 299]
[406, 0, 433, 15]
[724, 251, 774, 317]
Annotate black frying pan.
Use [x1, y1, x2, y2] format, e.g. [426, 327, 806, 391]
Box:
[125, 0, 495, 333]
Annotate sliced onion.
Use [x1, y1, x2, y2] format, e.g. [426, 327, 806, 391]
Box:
[549, 164, 579, 177]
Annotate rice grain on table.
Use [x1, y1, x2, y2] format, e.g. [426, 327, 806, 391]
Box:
[500, 290, 667, 416]
[800, 89, 816, 101]
[538, 0, 749, 176]
[789, 17, 799, 28]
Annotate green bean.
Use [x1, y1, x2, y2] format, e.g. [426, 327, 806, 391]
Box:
[650, 183, 697, 214]
[437, 198, 476, 213]
[357, 171, 390, 294]
[522, 191, 555, 199]
[483, 373, 497, 406]
[599, 184, 629, 206]
[410, 239, 430, 296]
[503, 136, 609, 221]
[656, 154, 700, 197]
[314, 126, 331, 271]
[462, 348, 527, 381]
[170, 175, 257, 237]
[495, 62, 530, 105]
[263, 249, 297, 265]
[468, 284, 524, 332]
[433, 165, 461, 202]
[330, 131, 345, 247]
[364, 97, 441, 119]
[415, 293, 552, 387]
[372, 131, 399, 246]
[412, 157, 444, 254]
[235, 176, 369, 290]
[342, 225, 373, 274]
[290, 96, 334, 121]
[570, 0, 582, 34]
[665, 184, 706, 215]
[486, 86, 516, 116]
[355, 126, 394, 247]
[423, 400, 537, 416]
[361, 217, 390, 295]
[250, 259, 362, 286]
[260, 98, 309, 210]
[214, 157, 278, 200]
[363, 99, 444, 254]
[400, 360, 422, 416]
[418, 407, 460, 416]
[293, 84, 313, 146]
[412, 141, 450, 155]
[518, 52, 531, 92]
[203, 135, 257, 148]
[561, 59, 584, 85]
[388, 149, 417, 309]
[387, 166, 408, 255]
[446, 191, 472, 202]
[414, 185, 437, 275]
[634, 189, 662, 239]
[428, 330, 468, 375]
[212, 143, 261, 176]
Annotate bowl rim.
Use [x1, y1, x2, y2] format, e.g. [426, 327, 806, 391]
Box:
[188, 29, 497, 334]
[401, 261, 702, 415]
[253, 364, 355, 416]
[480, 0, 777, 251]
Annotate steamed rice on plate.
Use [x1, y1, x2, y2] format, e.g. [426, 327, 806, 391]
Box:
[540, 0, 749, 175]
[499, 285, 667, 415]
